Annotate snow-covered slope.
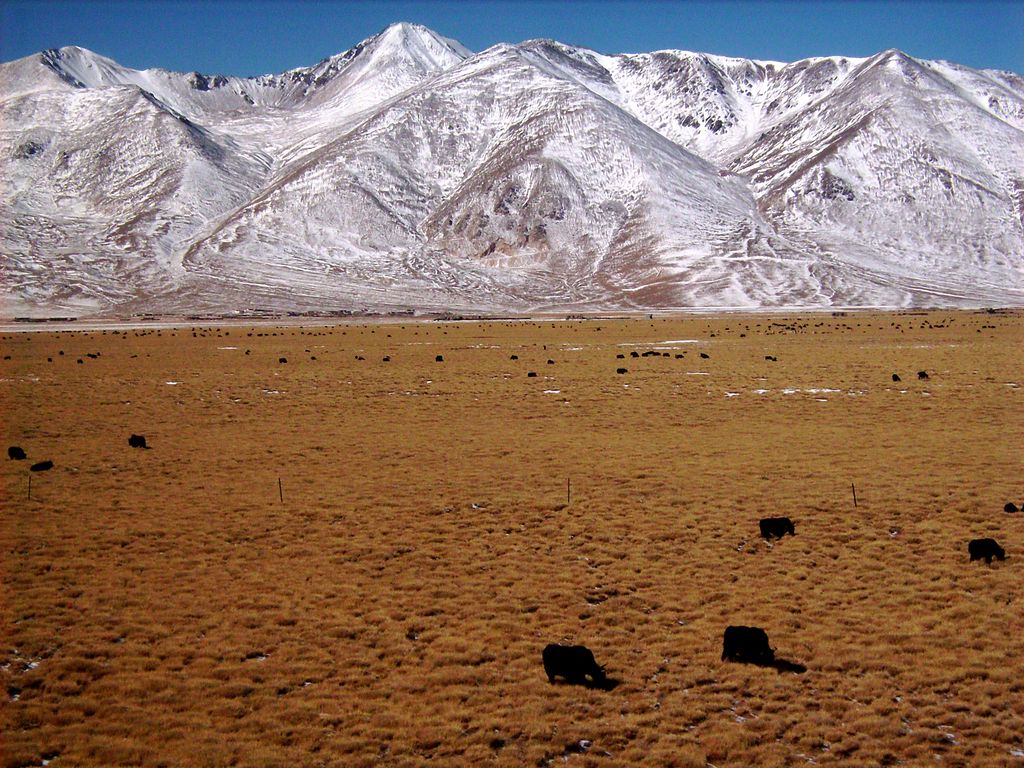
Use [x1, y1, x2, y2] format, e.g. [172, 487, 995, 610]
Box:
[1, 23, 1021, 316]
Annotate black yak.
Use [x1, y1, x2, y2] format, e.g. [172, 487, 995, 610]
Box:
[968, 538, 1006, 563]
[30, 460, 53, 472]
[542, 644, 606, 686]
[759, 517, 795, 540]
[8, 446, 26, 460]
[128, 434, 148, 449]
[722, 626, 774, 665]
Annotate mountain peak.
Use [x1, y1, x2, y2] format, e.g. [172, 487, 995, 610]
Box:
[38, 45, 130, 89]
[379, 21, 435, 38]
[867, 47, 919, 68]
[371, 21, 473, 61]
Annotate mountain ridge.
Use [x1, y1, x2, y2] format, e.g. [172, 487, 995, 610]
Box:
[2, 22, 1022, 317]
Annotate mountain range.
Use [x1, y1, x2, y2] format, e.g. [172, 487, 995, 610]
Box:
[2, 22, 1022, 316]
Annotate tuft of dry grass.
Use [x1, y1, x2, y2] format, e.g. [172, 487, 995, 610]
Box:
[1, 311, 1022, 766]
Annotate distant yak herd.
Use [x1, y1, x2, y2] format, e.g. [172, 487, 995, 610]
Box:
[9, 433, 150, 473]
[892, 371, 929, 382]
[8, 445, 53, 473]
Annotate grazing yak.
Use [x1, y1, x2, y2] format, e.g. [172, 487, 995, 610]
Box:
[722, 626, 774, 665]
[892, 373, 901, 382]
[30, 460, 54, 472]
[8, 446, 26, 460]
[1004, 502, 1018, 513]
[542, 644, 606, 686]
[759, 517, 795, 540]
[128, 434, 148, 449]
[968, 538, 1006, 563]
[435, 355, 444, 362]
[617, 368, 628, 374]
[917, 370, 929, 380]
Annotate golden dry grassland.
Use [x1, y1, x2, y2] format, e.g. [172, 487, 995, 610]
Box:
[1, 310, 1022, 767]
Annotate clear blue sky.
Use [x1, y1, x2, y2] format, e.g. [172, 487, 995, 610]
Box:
[2, 1, 1022, 76]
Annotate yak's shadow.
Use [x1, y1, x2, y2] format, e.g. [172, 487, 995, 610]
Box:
[727, 657, 807, 674]
[771, 658, 807, 674]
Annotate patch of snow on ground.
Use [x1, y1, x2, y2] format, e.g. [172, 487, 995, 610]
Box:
[619, 340, 702, 346]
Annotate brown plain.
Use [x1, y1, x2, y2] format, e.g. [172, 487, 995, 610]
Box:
[2, 311, 1022, 767]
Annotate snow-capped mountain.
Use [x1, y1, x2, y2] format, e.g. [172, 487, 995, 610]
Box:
[2, 22, 1022, 316]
